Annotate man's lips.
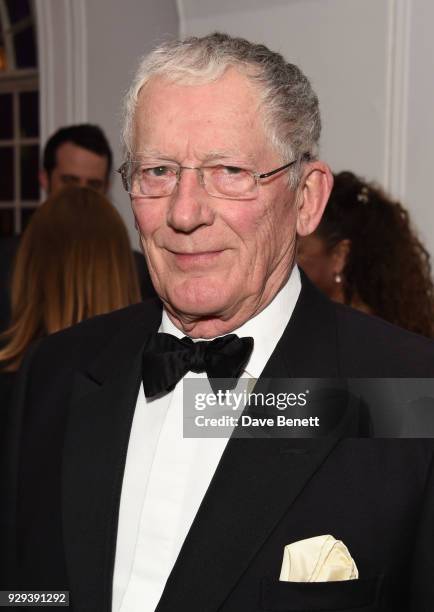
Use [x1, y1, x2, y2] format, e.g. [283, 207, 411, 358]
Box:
[167, 249, 225, 269]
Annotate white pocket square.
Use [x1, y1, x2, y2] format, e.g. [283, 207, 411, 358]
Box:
[279, 535, 359, 582]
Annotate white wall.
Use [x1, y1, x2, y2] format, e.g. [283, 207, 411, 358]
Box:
[181, 0, 389, 180]
[85, 0, 179, 246]
[406, 0, 434, 253]
[178, 0, 434, 257]
[36, 0, 179, 247]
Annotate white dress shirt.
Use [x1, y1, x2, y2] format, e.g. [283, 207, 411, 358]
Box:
[112, 266, 301, 612]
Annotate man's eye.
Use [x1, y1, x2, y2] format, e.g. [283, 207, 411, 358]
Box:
[222, 165, 244, 175]
[213, 165, 252, 180]
[143, 166, 174, 178]
[61, 175, 80, 185]
[87, 180, 104, 192]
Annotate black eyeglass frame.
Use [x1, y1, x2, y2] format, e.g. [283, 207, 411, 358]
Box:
[116, 154, 311, 198]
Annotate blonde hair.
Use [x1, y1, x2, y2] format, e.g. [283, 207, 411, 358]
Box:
[0, 187, 141, 370]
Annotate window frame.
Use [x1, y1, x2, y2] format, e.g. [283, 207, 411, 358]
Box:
[0, 0, 39, 236]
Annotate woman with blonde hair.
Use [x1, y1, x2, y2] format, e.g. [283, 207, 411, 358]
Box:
[0, 185, 141, 395]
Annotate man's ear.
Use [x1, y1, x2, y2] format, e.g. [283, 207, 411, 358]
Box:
[296, 162, 333, 237]
[39, 169, 49, 193]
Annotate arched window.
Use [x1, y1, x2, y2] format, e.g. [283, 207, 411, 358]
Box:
[0, 0, 39, 237]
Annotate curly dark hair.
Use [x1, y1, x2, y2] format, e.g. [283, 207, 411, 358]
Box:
[316, 171, 434, 338]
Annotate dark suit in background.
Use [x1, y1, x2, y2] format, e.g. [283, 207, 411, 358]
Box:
[0, 237, 19, 333]
[0, 369, 16, 587]
[0, 371, 15, 473]
[7, 277, 434, 611]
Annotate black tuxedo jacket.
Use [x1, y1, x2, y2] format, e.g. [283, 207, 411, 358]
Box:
[0, 237, 18, 334]
[6, 275, 434, 611]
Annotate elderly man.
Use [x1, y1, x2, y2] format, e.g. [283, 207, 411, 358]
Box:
[9, 33, 434, 611]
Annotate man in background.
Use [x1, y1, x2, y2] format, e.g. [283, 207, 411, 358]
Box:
[0, 124, 155, 332]
[39, 123, 113, 195]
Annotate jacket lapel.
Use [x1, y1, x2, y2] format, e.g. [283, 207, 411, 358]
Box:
[157, 275, 357, 612]
[265, 270, 340, 379]
[156, 438, 343, 612]
[61, 302, 161, 611]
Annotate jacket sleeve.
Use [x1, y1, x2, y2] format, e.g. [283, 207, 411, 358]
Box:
[411, 445, 434, 611]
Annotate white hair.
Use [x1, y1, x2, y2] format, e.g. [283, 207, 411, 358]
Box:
[122, 33, 321, 187]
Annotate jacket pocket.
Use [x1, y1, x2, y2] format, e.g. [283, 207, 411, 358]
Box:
[261, 575, 383, 611]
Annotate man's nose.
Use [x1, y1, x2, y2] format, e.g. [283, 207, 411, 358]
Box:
[167, 168, 215, 232]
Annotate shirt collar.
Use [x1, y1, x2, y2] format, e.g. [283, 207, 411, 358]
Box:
[160, 265, 301, 378]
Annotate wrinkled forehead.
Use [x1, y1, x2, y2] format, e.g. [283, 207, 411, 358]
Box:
[131, 69, 273, 161]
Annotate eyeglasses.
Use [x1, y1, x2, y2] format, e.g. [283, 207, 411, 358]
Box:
[117, 156, 309, 200]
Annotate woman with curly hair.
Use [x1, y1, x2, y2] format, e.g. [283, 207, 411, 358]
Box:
[297, 171, 434, 338]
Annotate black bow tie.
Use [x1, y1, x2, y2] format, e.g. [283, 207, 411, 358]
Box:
[142, 332, 254, 397]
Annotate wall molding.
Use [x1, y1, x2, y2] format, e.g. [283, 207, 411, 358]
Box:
[70, 0, 88, 121]
[64, 0, 88, 123]
[176, 0, 186, 38]
[384, 0, 412, 199]
[35, 0, 55, 146]
[35, 0, 88, 143]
